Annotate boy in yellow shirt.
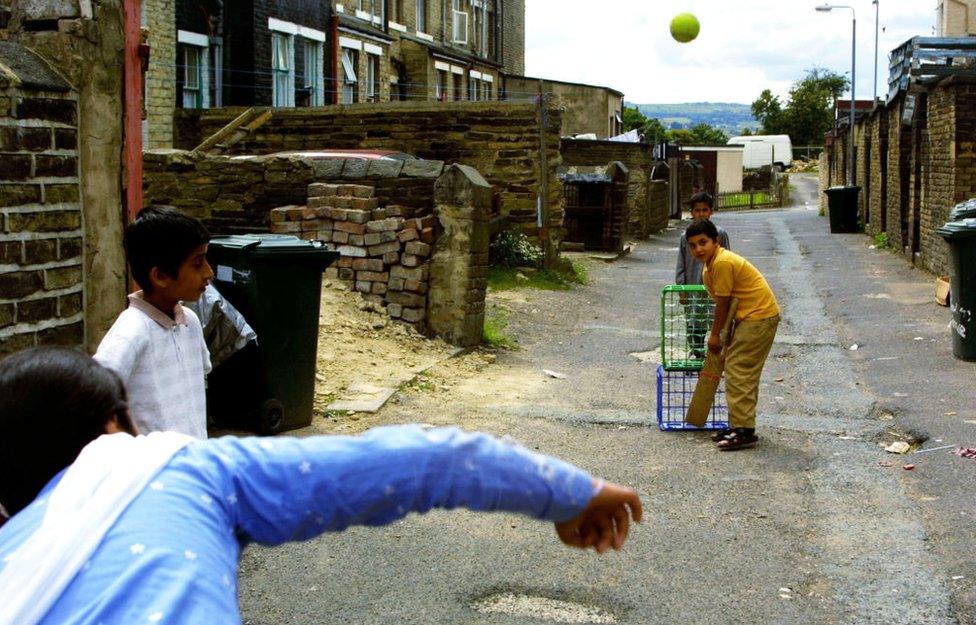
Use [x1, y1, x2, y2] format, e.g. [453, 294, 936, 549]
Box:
[685, 220, 780, 450]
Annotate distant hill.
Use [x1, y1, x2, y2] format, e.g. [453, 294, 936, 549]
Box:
[629, 102, 760, 136]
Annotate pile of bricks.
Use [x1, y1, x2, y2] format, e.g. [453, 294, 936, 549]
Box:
[270, 183, 437, 325]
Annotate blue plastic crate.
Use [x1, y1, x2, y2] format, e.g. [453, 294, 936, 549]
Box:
[655, 365, 729, 431]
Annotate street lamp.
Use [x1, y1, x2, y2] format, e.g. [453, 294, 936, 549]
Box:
[816, 3, 856, 186]
[873, 0, 880, 103]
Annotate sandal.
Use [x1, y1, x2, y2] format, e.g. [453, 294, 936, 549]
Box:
[710, 428, 732, 442]
[716, 428, 758, 451]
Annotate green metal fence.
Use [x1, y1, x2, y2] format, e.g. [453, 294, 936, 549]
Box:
[660, 285, 714, 370]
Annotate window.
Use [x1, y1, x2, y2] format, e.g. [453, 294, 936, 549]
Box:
[366, 53, 380, 102]
[452, 0, 469, 44]
[484, 80, 492, 100]
[435, 69, 448, 101]
[416, 0, 427, 32]
[472, 0, 488, 57]
[341, 48, 359, 104]
[452, 72, 463, 101]
[469, 76, 478, 101]
[182, 46, 202, 108]
[303, 40, 324, 106]
[487, 5, 497, 59]
[272, 32, 294, 107]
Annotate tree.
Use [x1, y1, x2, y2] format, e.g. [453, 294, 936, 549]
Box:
[750, 68, 848, 146]
[621, 106, 669, 143]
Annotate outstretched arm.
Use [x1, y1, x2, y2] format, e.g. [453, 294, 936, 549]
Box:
[211, 426, 640, 552]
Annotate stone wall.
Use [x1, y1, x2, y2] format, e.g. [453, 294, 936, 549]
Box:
[143, 150, 445, 234]
[6, 2, 128, 351]
[559, 138, 667, 238]
[827, 76, 976, 276]
[0, 59, 84, 355]
[172, 101, 563, 251]
[501, 0, 525, 76]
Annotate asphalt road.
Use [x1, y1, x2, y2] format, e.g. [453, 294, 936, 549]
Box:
[238, 173, 975, 625]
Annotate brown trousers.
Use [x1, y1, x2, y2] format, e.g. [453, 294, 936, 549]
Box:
[725, 315, 780, 429]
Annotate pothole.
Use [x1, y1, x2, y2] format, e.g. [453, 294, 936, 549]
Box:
[471, 592, 616, 624]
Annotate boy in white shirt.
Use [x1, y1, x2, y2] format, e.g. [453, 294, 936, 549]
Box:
[95, 206, 214, 439]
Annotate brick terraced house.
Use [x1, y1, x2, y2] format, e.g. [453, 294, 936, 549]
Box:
[142, 0, 526, 146]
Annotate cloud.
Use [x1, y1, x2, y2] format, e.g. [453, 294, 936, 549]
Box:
[525, 0, 936, 104]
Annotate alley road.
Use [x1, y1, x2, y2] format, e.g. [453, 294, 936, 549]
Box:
[239, 174, 976, 625]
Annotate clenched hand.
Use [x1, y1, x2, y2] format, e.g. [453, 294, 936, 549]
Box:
[554, 480, 643, 553]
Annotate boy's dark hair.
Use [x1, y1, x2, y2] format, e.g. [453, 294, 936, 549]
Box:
[124, 206, 210, 292]
[0, 347, 135, 515]
[685, 218, 719, 242]
[687, 192, 714, 209]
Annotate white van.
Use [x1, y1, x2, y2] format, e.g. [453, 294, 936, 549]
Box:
[727, 134, 793, 170]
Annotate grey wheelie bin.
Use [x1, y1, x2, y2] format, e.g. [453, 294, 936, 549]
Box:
[936, 218, 976, 361]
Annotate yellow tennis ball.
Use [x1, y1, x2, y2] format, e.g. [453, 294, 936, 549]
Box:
[670, 13, 700, 43]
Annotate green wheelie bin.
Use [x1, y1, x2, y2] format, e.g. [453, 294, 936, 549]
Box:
[936, 218, 976, 361]
[205, 234, 339, 433]
[823, 186, 862, 233]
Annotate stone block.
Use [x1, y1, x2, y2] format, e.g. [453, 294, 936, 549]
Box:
[332, 231, 349, 244]
[334, 196, 352, 208]
[402, 159, 445, 179]
[36, 321, 83, 347]
[317, 230, 333, 242]
[390, 265, 428, 281]
[401, 307, 426, 323]
[0, 331, 36, 356]
[7, 210, 80, 233]
[0, 302, 13, 328]
[352, 259, 384, 272]
[23, 239, 57, 264]
[366, 217, 402, 233]
[272, 221, 302, 234]
[404, 279, 428, 294]
[301, 220, 318, 232]
[401, 254, 421, 267]
[285, 206, 305, 220]
[388, 276, 406, 291]
[313, 209, 333, 221]
[338, 268, 355, 280]
[405, 241, 431, 257]
[336, 258, 354, 268]
[16, 98, 77, 125]
[383, 252, 400, 265]
[0, 270, 43, 298]
[0, 241, 19, 264]
[311, 159, 344, 179]
[43, 184, 78, 204]
[336, 245, 368, 258]
[54, 129, 76, 150]
[341, 159, 369, 179]
[302, 207, 318, 220]
[0, 154, 32, 180]
[0, 127, 50, 151]
[419, 215, 437, 229]
[371, 208, 389, 221]
[329, 208, 349, 221]
[366, 159, 404, 178]
[351, 197, 379, 211]
[355, 281, 371, 293]
[361, 294, 385, 306]
[269, 207, 288, 222]
[386, 205, 406, 217]
[348, 234, 365, 246]
[351, 185, 376, 198]
[34, 155, 77, 178]
[58, 292, 83, 317]
[398, 229, 419, 243]
[387, 303, 403, 318]
[0, 184, 41, 207]
[371, 282, 388, 295]
[308, 196, 337, 209]
[18, 296, 57, 323]
[420, 227, 436, 244]
[308, 183, 339, 197]
[336, 221, 367, 235]
[323, 267, 339, 280]
[357, 271, 389, 282]
[299, 232, 317, 241]
[364, 232, 383, 246]
[345, 210, 370, 224]
[368, 241, 401, 256]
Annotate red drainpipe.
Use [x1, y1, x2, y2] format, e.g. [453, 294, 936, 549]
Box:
[123, 0, 144, 221]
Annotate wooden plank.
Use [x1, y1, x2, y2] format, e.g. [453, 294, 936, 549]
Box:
[190, 108, 269, 157]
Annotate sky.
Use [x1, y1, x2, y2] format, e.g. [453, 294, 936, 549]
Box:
[525, 0, 937, 105]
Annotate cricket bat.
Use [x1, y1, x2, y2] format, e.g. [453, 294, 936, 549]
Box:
[685, 299, 738, 427]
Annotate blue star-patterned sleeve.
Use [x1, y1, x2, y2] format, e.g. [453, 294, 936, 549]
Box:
[207, 425, 597, 545]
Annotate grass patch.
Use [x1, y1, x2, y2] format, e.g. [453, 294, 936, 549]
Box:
[487, 258, 588, 292]
[873, 232, 891, 250]
[400, 373, 435, 393]
[482, 310, 518, 349]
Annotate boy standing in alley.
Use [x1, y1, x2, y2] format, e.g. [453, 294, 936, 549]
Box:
[675, 192, 730, 359]
[685, 219, 780, 451]
[94, 206, 214, 439]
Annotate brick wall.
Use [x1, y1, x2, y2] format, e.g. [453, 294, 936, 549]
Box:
[173, 101, 563, 246]
[501, 0, 524, 75]
[886, 99, 912, 250]
[0, 88, 84, 356]
[145, 0, 176, 148]
[559, 138, 667, 238]
[867, 109, 888, 234]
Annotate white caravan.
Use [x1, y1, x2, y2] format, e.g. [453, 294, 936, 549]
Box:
[726, 135, 793, 170]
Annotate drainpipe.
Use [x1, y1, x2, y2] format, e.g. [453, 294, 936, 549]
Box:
[123, 0, 143, 220]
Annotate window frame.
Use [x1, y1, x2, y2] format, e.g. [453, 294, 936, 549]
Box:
[303, 39, 324, 106]
[452, 0, 469, 44]
[182, 45, 203, 109]
[416, 0, 427, 33]
[365, 53, 380, 102]
[341, 47, 360, 104]
[271, 31, 295, 108]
